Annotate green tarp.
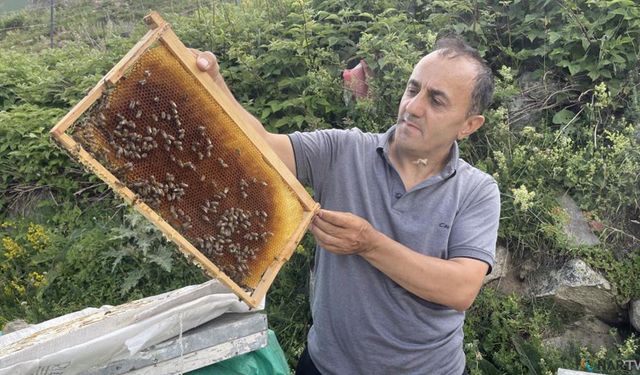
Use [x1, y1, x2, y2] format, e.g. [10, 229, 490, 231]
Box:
[187, 330, 290, 375]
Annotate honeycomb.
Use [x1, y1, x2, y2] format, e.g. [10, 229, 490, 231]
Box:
[69, 44, 305, 289]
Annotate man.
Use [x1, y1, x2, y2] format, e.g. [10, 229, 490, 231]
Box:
[195, 35, 500, 375]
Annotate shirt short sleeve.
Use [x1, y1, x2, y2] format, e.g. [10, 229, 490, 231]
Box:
[288, 129, 350, 194]
[447, 178, 500, 273]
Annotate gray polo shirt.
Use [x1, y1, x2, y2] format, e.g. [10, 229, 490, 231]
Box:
[289, 125, 500, 375]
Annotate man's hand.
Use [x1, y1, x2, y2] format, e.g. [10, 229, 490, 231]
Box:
[190, 49, 236, 101]
[310, 209, 380, 255]
[188, 48, 296, 174]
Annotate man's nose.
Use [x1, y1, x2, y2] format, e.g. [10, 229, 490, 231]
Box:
[404, 93, 425, 118]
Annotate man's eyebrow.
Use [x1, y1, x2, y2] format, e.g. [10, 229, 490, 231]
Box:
[428, 87, 450, 105]
[407, 79, 450, 105]
[407, 79, 421, 88]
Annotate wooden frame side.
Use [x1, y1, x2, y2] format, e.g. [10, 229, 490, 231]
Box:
[250, 204, 319, 302]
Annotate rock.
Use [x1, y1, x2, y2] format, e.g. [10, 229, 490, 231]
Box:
[631, 300, 640, 332]
[2, 319, 32, 334]
[533, 258, 625, 323]
[517, 257, 538, 281]
[483, 245, 508, 285]
[487, 266, 529, 296]
[544, 316, 620, 353]
[558, 194, 600, 246]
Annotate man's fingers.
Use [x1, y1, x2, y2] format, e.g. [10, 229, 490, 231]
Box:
[197, 51, 216, 71]
[189, 49, 218, 73]
[312, 215, 343, 236]
[317, 209, 351, 228]
[310, 222, 344, 250]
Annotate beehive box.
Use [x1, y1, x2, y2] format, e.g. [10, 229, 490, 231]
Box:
[50, 12, 319, 308]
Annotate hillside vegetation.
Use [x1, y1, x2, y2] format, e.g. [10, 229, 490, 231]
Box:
[0, 1, 639, 373]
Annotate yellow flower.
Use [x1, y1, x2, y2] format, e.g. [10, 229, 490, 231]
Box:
[295, 244, 306, 255]
[10, 280, 25, 295]
[2, 237, 23, 260]
[26, 223, 49, 252]
[0, 221, 15, 229]
[29, 272, 46, 288]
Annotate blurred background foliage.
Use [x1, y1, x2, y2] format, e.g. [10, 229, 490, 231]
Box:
[0, 0, 638, 373]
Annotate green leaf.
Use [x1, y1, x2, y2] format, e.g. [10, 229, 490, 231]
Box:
[581, 37, 590, 51]
[511, 335, 541, 375]
[552, 109, 576, 124]
[147, 249, 174, 273]
[478, 359, 503, 375]
[120, 269, 145, 297]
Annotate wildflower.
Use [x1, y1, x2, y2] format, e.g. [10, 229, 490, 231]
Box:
[498, 66, 514, 83]
[2, 237, 23, 260]
[29, 271, 46, 288]
[26, 223, 49, 252]
[594, 82, 611, 109]
[511, 185, 536, 211]
[0, 221, 15, 229]
[10, 280, 25, 295]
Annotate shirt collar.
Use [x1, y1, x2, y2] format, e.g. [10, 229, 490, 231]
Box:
[376, 124, 459, 180]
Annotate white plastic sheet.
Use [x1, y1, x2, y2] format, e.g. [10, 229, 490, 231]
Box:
[0, 279, 259, 375]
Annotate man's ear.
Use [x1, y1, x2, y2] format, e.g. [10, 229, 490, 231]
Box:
[457, 115, 485, 140]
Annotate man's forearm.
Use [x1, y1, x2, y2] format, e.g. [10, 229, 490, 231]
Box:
[310, 209, 488, 311]
[360, 231, 487, 311]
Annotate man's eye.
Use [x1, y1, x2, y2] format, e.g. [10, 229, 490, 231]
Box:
[431, 97, 443, 106]
[406, 87, 419, 96]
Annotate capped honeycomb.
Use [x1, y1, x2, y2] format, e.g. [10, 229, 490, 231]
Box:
[51, 12, 317, 306]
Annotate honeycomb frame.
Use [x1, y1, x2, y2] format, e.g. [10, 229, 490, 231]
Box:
[50, 12, 319, 308]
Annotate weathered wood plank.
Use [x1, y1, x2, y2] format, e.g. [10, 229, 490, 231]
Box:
[88, 313, 267, 375]
[123, 331, 267, 375]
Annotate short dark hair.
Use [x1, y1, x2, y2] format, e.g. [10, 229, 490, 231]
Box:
[433, 36, 494, 116]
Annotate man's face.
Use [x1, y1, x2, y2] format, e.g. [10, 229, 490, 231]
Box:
[395, 51, 481, 156]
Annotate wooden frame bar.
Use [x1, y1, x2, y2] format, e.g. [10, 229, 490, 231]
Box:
[50, 12, 319, 308]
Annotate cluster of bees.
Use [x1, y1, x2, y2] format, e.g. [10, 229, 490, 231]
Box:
[74, 63, 279, 287]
